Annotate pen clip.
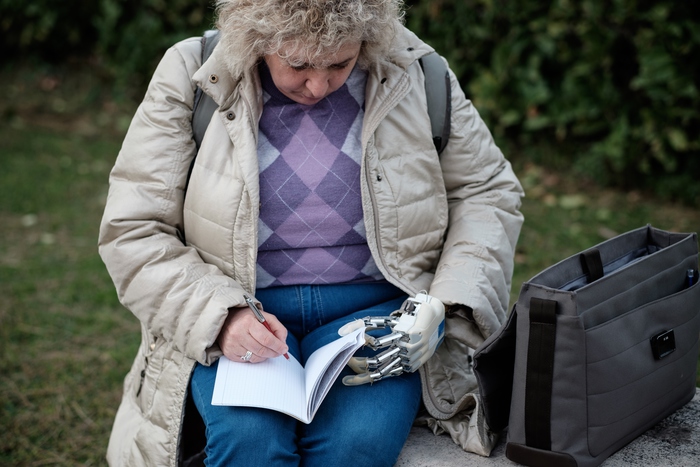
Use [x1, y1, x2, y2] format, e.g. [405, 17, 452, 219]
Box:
[242, 294, 290, 360]
[243, 294, 265, 322]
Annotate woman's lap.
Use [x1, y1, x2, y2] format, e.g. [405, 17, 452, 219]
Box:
[190, 282, 422, 466]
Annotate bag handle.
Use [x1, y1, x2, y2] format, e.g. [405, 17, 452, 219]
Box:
[525, 297, 557, 450]
[580, 248, 604, 283]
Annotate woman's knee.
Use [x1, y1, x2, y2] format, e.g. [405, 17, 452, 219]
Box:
[202, 406, 299, 465]
[300, 372, 421, 465]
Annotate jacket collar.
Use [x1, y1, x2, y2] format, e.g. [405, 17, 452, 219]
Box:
[359, 27, 435, 139]
[192, 43, 263, 118]
[191, 26, 434, 122]
[383, 26, 435, 71]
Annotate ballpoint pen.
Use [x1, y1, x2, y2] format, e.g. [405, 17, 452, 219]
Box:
[243, 294, 289, 360]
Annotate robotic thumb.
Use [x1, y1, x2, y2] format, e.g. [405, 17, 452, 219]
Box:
[338, 319, 365, 336]
[346, 357, 370, 374]
[342, 373, 374, 386]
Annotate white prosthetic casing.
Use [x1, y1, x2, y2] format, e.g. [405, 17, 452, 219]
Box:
[340, 292, 445, 385]
[394, 293, 445, 372]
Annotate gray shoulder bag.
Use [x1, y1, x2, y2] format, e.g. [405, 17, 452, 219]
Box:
[474, 224, 700, 467]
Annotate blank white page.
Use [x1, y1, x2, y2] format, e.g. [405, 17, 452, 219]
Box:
[212, 353, 308, 421]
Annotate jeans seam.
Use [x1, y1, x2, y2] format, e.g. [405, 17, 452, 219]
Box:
[313, 285, 325, 328]
[296, 286, 307, 335]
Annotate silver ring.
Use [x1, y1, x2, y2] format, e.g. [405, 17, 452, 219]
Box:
[241, 351, 253, 362]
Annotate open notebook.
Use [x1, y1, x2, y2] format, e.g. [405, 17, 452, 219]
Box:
[212, 327, 365, 423]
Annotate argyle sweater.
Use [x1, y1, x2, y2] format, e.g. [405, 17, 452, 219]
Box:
[255, 63, 384, 288]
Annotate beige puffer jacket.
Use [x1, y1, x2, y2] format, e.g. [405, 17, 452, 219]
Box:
[98, 27, 524, 466]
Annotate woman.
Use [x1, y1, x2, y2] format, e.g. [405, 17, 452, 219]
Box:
[98, 0, 524, 465]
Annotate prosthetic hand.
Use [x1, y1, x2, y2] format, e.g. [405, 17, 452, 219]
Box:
[338, 292, 445, 386]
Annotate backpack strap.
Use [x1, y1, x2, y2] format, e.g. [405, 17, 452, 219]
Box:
[191, 31, 452, 154]
[192, 30, 221, 150]
[418, 52, 452, 155]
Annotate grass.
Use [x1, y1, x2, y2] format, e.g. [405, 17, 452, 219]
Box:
[1, 68, 699, 466]
[0, 125, 140, 466]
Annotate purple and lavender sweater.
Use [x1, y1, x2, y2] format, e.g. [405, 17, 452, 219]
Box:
[255, 63, 384, 288]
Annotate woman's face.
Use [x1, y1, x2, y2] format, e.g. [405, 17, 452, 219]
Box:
[264, 42, 362, 106]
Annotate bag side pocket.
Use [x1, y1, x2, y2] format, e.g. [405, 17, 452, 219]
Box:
[586, 280, 700, 456]
[473, 305, 518, 433]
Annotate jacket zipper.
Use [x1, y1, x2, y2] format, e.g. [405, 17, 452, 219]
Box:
[363, 156, 389, 273]
[136, 358, 148, 397]
[136, 335, 156, 397]
[361, 72, 417, 297]
[240, 92, 260, 290]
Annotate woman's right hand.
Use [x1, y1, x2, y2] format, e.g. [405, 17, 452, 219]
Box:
[217, 306, 289, 363]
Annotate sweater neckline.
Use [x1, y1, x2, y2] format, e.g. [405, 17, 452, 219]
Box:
[258, 60, 298, 105]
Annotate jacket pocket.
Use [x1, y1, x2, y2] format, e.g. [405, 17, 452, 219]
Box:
[135, 329, 164, 415]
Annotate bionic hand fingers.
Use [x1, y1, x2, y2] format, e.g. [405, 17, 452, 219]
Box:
[341, 292, 445, 385]
[342, 353, 404, 386]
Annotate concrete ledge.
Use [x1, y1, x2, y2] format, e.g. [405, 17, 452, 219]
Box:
[396, 388, 699, 466]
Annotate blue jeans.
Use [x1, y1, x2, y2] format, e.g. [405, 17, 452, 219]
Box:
[190, 282, 423, 467]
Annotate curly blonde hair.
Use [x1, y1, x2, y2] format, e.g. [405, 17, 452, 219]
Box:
[215, 0, 405, 77]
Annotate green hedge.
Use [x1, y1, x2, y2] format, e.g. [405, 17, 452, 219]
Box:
[1, 0, 214, 87]
[406, 0, 700, 203]
[2, 0, 698, 203]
